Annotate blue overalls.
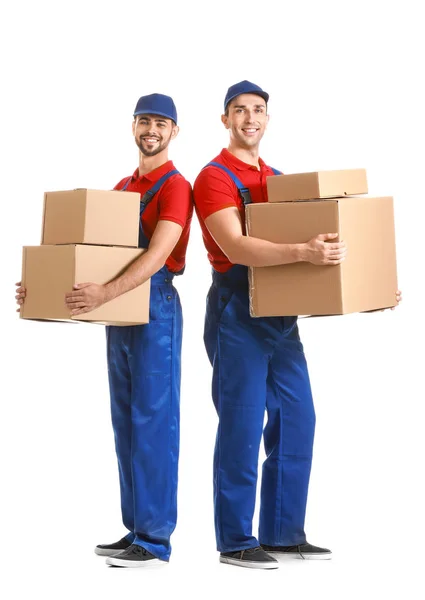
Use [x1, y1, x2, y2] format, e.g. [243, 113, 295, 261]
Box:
[105, 171, 183, 561]
[203, 163, 316, 552]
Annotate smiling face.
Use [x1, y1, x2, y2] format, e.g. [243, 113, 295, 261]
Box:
[132, 114, 178, 157]
[222, 93, 269, 150]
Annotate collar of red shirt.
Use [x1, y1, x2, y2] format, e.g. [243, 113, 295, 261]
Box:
[220, 148, 267, 172]
[130, 160, 175, 183]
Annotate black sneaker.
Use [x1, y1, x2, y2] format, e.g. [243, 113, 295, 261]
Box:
[220, 546, 279, 569]
[94, 536, 133, 556]
[261, 542, 332, 560]
[106, 544, 163, 567]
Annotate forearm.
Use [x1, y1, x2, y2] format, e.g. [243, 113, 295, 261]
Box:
[228, 235, 307, 267]
[104, 250, 164, 302]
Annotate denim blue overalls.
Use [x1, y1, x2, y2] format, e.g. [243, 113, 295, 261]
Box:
[203, 162, 316, 552]
[106, 170, 183, 561]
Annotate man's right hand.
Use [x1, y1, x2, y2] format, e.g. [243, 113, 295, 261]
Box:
[302, 233, 347, 266]
[15, 281, 26, 312]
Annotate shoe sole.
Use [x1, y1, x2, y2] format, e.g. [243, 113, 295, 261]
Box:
[268, 552, 332, 560]
[220, 556, 279, 569]
[95, 547, 130, 557]
[106, 556, 163, 568]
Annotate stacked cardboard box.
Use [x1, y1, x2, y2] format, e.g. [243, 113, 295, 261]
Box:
[20, 189, 150, 325]
[246, 169, 398, 317]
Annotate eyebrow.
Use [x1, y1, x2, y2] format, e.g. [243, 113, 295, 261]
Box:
[232, 104, 266, 109]
[138, 116, 168, 124]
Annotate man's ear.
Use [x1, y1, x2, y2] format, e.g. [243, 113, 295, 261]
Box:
[132, 119, 137, 136]
[171, 125, 180, 139]
[221, 114, 229, 129]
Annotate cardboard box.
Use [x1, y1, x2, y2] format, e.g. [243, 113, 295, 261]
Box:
[42, 189, 141, 247]
[20, 245, 150, 325]
[246, 196, 398, 316]
[267, 169, 368, 202]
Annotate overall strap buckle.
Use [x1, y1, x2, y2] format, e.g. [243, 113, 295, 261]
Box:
[204, 161, 253, 206]
[141, 190, 155, 205]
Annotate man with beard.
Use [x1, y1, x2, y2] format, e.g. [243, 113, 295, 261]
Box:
[193, 80, 402, 569]
[16, 93, 193, 567]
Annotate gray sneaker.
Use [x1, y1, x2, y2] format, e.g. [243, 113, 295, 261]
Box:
[106, 544, 163, 567]
[94, 536, 132, 557]
[220, 546, 279, 569]
[261, 542, 332, 560]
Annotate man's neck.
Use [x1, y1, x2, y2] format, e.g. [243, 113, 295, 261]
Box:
[138, 150, 170, 177]
[227, 143, 260, 169]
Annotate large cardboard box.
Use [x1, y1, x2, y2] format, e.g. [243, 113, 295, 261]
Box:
[267, 169, 368, 202]
[246, 196, 398, 317]
[20, 245, 150, 325]
[42, 189, 141, 247]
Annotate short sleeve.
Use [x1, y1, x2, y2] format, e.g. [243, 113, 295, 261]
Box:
[193, 166, 238, 221]
[157, 176, 193, 228]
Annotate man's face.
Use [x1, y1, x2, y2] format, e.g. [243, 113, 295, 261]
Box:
[222, 93, 269, 149]
[132, 114, 177, 157]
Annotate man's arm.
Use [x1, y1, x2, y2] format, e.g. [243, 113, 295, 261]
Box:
[205, 206, 347, 267]
[65, 220, 183, 316]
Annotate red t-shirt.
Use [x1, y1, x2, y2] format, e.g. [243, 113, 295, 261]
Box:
[115, 160, 193, 273]
[193, 148, 277, 272]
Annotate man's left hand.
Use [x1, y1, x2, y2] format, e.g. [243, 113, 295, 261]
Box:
[391, 289, 402, 310]
[65, 283, 107, 316]
[362, 290, 403, 314]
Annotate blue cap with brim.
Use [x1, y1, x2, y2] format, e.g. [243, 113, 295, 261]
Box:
[224, 80, 269, 112]
[133, 93, 177, 124]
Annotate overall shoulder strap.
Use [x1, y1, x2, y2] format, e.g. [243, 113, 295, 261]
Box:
[204, 161, 252, 206]
[120, 176, 133, 191]
[141, 169, 180, 205]
[271, 167, 283, 175]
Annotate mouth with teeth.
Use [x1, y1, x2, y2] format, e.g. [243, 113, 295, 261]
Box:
[142, 136, 160, 144]
[241, 128, 259, 136]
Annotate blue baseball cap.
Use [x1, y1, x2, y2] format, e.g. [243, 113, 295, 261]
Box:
[133, 93, 177, 124]
[224, 80, 269, 112]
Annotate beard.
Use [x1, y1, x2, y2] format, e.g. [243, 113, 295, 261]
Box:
[136, 132, 172, 157]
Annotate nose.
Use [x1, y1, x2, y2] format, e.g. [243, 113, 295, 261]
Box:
[147, 126, 160, 136]
[244, 110, 256, 123]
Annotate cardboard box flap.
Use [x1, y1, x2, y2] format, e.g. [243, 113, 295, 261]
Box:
[267, 169, 368, 202]
[42, 189, 140, 247]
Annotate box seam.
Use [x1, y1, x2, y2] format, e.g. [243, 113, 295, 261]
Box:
[20, 247, 27, 318]
[245, 207, 258, 317]
[337, 202, 344, 313]
[41, 193, 48, 244]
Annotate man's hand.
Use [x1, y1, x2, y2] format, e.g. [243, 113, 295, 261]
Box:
[377, 289, 403, 312]
[391, 289, 402, 311]
[15, 281, 26, 312]
[65, 283, 107, 316]
[302, 233, 347, 265]
[362, 290, 402, 313]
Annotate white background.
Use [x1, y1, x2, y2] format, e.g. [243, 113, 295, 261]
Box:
[1, 0, 424, 598]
